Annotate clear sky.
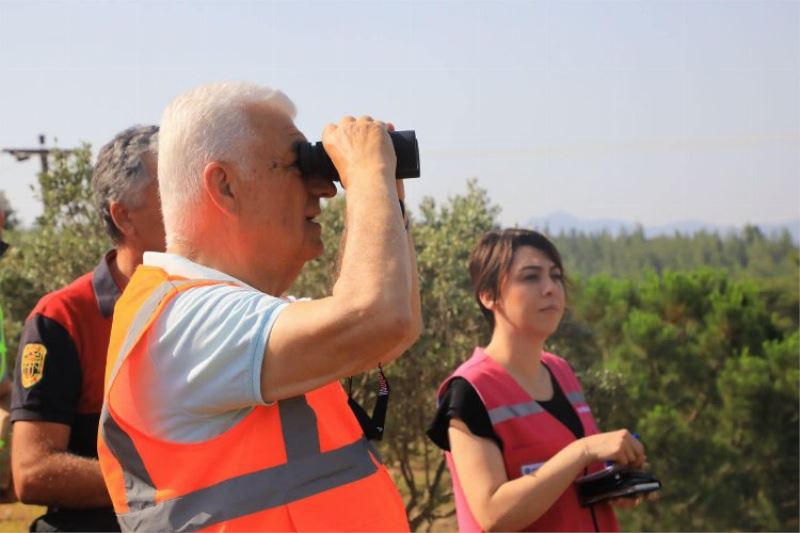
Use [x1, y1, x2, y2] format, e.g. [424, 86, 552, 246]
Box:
[1, 0, 798, 228]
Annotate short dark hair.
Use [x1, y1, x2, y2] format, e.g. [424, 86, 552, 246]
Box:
[469, 228, 566, 330]
[92, 125, 158, 243]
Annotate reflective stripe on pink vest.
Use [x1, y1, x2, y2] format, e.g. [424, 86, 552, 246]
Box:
[439, 347, 619, 532]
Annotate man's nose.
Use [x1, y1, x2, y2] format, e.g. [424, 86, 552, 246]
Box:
[307, 176, 337, 198]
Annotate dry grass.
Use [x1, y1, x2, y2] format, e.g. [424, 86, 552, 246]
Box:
[427, 510, 458, 532]
[387, 461, 459, 532]
[0, 503, 43, 532]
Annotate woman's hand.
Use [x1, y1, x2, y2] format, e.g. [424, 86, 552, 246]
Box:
[578, 429, 646, 469]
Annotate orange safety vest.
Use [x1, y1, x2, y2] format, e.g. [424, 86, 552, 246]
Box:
[97, 266, 409, 532]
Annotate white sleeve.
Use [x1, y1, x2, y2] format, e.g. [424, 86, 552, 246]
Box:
[152, 284, 288, 415]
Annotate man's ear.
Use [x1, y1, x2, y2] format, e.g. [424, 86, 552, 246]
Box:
[109, 201, 134, 239]
[203, 161, 238, 216]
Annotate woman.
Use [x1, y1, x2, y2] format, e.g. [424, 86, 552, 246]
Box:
[428, 229, 646, 532]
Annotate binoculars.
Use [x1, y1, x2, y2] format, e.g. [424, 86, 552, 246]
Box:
[296, 130, 420, 182]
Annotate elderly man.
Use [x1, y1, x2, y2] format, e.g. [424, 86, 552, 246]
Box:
[98, 82, 421, 531]
[11, 126, 165, 531]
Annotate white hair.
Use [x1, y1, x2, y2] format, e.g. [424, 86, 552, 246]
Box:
[158, 82, 296, 246]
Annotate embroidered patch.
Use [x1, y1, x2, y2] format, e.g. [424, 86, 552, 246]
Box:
[521, 461, 545, 475]
[21, 343, 47, 388]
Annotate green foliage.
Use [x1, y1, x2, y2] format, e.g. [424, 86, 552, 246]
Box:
[0, 191, 20, 230]
[552, 226, 799, 282]
[716, 333, 800, 531]
[568, 270, 798, 531]
[0, 147, 109, 368]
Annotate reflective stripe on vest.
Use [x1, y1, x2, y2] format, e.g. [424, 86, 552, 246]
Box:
[102, 405, 378, 531]
[106, 279, 198, 389]
[100, 278, 383, 531]
[487, 391, 588, 424]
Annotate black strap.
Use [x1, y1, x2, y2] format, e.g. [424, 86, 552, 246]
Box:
[347, 365, 390, 441]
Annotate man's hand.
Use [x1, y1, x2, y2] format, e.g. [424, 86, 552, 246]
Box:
[322, 116, 396, 189]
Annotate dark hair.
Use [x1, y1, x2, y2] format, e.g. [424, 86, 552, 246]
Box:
[469, 228, 566, 330]
[92, 125, 159, 243]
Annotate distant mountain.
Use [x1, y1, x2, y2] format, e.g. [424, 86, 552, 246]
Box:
[526, 211, 800, 244]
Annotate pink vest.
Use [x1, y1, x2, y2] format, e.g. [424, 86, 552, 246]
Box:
[439, 348, 619, 532]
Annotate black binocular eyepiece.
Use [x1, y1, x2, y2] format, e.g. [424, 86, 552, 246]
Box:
[295, 130, 420, 181]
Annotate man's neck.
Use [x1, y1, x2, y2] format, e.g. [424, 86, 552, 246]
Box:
[109, 245, 143, 290]
[167, 241, 295, 296]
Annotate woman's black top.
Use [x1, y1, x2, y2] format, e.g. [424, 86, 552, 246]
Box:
[427, 364, 585, 451]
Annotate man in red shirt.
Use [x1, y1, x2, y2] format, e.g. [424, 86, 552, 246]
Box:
[10, 125, 165, 531]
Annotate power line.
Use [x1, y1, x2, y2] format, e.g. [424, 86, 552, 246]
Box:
[2, 135, 77, 174]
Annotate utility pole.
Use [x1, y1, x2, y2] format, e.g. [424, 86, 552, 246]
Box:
[2, 134, 76, 174]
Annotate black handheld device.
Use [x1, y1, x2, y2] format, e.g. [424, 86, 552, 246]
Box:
[296, 130, 420, 181]
[575, 464, 662, 507]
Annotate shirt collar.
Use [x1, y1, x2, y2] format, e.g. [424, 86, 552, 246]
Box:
[93, 249, 122, 318]
[142, 252, 258, 290]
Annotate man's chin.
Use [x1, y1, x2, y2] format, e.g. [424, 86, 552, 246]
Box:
[303, 241, 325, 263]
